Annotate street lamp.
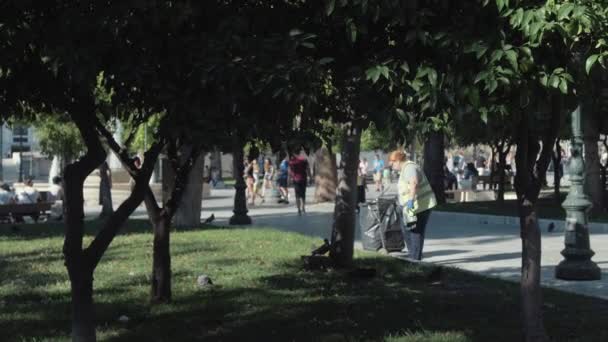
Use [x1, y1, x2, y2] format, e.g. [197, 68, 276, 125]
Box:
[229, 131, 251, 225]
[18, 127, 23, 183]
[555, 104, 601, 280]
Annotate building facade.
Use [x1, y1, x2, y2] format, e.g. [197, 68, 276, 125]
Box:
[0, 124, 40, 157]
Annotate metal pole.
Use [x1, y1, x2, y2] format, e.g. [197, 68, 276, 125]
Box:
[555, 103, 601, 280]
[18, 128, 23, 183]
[229, 130, 252, 225]
[0, 124, 3, 181]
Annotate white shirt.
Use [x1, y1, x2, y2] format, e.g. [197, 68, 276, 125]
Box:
[49, 184, 63, 201]
[0, 189, 15, 205]
[17, 186, 40, 204]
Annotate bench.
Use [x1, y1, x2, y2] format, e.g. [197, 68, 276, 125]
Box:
[478, 174, 512, 190]
[0, 191, 56, 223]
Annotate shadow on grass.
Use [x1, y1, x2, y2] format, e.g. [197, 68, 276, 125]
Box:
[0, 219, 228, 241]
[100, 257, 608, 342]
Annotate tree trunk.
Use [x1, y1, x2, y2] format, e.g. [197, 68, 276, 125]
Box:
[65, 164, 97, 341]
[173, 149, 205, 228]
[513, 106, 557, 342]
[99, 162, 113, 218]
[330, 124, 361, 267]
[69, 266, 96, 342]
[423, 131, 445, 204]
[63, 112, 106, 342]
[151, 214, 171, 302]
[601, 136, 608, 212]
[519, 200, 546, 342]
[584, 110, 602, 216]
[552, 142, 562, 206]
[211, 148, 223, 180]
[313, 145, 337, 203]
[497, 143, 510, 203]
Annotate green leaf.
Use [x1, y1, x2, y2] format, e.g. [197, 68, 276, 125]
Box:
[558, 3, 575, 20]
[586, 54, 600, 74]
[428, 69, 438, 87]
[380, 66, 390, 80]
[325, 0, 335, 16]
[348, 20, 357, 43]
[488, 79, 498, 94]
[400, 62, 410, 74]
[474, 71, 487, 84]
[511, 8, 524, 27]
[289, 29, 303, 36]
[366, 67, 382, 83]
[480, 110, 488, 124]
[395, 108, 406, 120]
[540, 74, 549, 86]
[549, 75, 560, 88]
[496, 0, 505, 12]
[505, 50, 518, 71]
[318, 57, 334, 65]
[559, 79, 568, 94]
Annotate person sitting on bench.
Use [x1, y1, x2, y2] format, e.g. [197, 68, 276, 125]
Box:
[0, 183, 16, 205]
[15, 178, 41, 222]
[49, 176, 64, 220]
[17, 178, 40, 204]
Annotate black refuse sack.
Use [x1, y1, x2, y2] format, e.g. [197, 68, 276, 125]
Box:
[360, 197, 405, 252]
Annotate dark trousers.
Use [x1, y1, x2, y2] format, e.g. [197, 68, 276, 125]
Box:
[403, 210, 431, 260]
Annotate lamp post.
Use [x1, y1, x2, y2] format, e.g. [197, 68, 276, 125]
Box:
[18, 128, 23, 183]
[229, 131, 251, 225]
[555, 103, 601, 280]
[0, 124, 3, 181]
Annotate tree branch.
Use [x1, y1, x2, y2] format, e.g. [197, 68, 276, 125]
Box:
[63, 102, 107, 269]
[85, 140, 164, 269]
[94, 118, 139, 177]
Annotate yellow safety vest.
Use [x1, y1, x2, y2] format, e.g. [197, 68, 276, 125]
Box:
[398, 161, 437, 216]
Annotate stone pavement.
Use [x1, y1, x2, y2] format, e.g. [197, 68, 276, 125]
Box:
[87, 184, 608, 300]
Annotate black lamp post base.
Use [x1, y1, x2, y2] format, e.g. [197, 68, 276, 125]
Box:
[229, 214, 252, 225]
[555, 259, 601, 281]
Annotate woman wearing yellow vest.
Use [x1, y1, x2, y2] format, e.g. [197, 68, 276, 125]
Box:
[389, 150, 437, 260]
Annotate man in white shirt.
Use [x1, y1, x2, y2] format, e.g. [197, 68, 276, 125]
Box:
[17, 178, 40, 204]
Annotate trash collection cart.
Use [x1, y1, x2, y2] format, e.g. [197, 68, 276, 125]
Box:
[359, 197, 405, 253]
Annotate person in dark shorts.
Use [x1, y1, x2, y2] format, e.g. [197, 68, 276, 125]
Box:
[288, 151, 311, 215]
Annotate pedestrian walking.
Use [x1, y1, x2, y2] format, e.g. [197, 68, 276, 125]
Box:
[261, 158, 274, 203]
[390, 150, 437, 261]
[357, 159, 367, 211]
[244, 160, 256, 206]
[277, 156, 289, 204]
[289, 151, 311, 215]
[373, 154, 385, 192]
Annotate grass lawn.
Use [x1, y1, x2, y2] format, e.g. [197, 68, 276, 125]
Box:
[1, 221, 608, 341]
[437, 191, 608, 223]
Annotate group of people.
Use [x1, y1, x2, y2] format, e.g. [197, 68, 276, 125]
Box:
[356, 154, 393, 209]
[244, 151, 311, 215]
[0, 176, 64, 222]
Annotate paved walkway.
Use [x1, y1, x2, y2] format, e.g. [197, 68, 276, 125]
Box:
[88, 184, 608, 300]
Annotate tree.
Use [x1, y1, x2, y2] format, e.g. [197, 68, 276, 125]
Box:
[0, 3, 170, 340]
[33, 114, 84, 171]
[360, 122, 395, 152]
